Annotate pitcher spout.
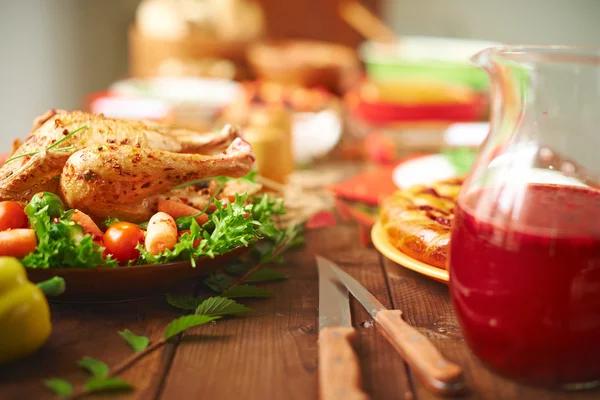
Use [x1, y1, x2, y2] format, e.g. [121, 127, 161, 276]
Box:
[470, 46, 496, 71]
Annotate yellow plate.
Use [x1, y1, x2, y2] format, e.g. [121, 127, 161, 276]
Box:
[371, 220, 449, 284]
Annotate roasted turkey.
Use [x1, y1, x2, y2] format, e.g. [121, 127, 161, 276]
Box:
[0, 110, 256, 222]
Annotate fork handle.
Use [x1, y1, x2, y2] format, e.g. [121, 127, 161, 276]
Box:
[318, 326, 370, 400]
[376, 310, 464, 395]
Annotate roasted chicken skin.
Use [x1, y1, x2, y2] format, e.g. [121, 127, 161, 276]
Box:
[61, 138, 255, 222]
[145, 121, 241, 154]
[0, 110, 182, 202]
[0, 110, 255, 221]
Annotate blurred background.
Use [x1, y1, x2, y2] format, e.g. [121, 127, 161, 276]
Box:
[1, 0, 599, 173]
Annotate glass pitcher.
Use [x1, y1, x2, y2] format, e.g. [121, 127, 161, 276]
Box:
[448, 46, 600, 389]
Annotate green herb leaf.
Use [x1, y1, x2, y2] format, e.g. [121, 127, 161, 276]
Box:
[78, 356, 109, 378]
[442, 147, 478, 176]
[52, 145, 76, 152]
[44, 379, 73, 398]
[225, 259, 251, 275]
[165, 293, 204, 311]
[84, 377, 132, 393]
[287, 231, 305, 249]
[47, 125, 88, 151]
[5, 126, 88, 165]
[118, 329, 149, 353]
[164, 315, 220, 340]
[195, 296, 254, 317]
[222, 284, 274, 298]
[4, 151, 39, 164]
[103, 216, 121, 227]
[255, 222, 304, 264]
[244, 268, 289, 283]
[204, 273, 233, 293]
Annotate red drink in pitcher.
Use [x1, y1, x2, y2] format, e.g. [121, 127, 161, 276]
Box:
[450, 183, 600, 387]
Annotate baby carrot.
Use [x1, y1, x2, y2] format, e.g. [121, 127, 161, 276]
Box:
[0, 229, 38, 258]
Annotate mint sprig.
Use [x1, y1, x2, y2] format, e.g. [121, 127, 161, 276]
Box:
[204, 273, 233, 293]
[244, 268, 289, 283]
[164, 315, 220, 340]
[84, 377, 132, 393]
[195, 297, 254, 316]
[222, 285, 274, 298]
[118, 330, 149, 353]
[44, 379, 73, 398]
[165, 294, 204, 311]
[77, 356, 109, 378]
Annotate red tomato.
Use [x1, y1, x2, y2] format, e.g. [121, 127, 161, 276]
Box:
[0, 201, 28, 231]
[103, 222, 145, 264]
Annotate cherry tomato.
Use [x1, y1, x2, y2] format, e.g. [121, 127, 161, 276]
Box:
[0, 201, 28, 231]
[178, 230, 201, 248]
[103, 222, 145, 264]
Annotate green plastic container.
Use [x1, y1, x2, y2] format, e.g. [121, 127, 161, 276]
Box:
[360, 37, 501, 92]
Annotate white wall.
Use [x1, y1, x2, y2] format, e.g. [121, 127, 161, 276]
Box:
[383, 0, 600, 46]
[0, 0, 140, 150]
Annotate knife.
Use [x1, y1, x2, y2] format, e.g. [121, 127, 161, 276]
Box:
[317, 256, 464, 395]
[317, 257, 370, 400]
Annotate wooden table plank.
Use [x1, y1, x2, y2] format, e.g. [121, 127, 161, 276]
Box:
[160, 222, 411, 400]
[159, 242, 318, 400]
[0, 296, 181, 400]
[381, 257, 600, 400]
[310, 224, 412, 400]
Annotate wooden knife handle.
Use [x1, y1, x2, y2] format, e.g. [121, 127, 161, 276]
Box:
[376, 310, 464, 395]
[318, 326, 371, 400]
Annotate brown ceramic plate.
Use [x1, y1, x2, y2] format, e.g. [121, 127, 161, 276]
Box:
[25, 246, 248, 303]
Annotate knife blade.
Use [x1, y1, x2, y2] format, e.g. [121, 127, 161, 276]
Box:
[317, 257, 370, 400]
[318, 256, 465, 395]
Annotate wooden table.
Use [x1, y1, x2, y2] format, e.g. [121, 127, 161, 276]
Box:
[2, 162, 600, 400]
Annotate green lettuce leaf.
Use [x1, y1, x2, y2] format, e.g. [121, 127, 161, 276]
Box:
[22, 203, 117, 269]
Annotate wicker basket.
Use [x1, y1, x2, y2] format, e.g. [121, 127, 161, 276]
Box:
[128, 24, 257, 79]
